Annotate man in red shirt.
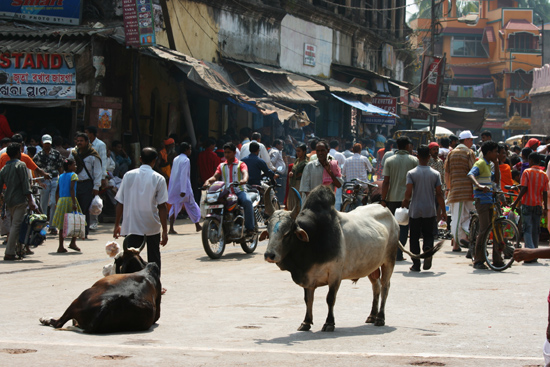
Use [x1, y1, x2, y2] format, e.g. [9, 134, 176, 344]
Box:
[0, 106, 13, 141]
[197, 138, 220, 184]
[512, 152, 549, 260]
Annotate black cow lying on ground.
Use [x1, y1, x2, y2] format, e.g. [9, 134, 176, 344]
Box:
[261, 186, 442, 331]
[40, 237, 161, 333]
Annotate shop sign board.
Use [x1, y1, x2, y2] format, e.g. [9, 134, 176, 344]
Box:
[361, 116, 396, 125]
[303, 43, 316, 66]
[371, 96, 397, 114]
[0, 52, 76, 99]
[0, 0, 82, 25]
[123, 0, 156, 48]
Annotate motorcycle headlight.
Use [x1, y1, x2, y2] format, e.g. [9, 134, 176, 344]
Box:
[206, 193, 220, 203]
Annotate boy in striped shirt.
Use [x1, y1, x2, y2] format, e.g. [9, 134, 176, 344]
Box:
[468, 141, 500, 270]
[512, 152, 548, 260]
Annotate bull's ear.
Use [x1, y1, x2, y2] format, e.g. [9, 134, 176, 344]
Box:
[295, 228, 309, 242]
[259, 230, 269, 241]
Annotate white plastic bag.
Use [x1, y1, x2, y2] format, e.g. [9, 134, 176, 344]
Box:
[200, 190, 207, 219]
[63, 212, 86, 239]
[395, 207, 409, 226]
[89, 195, 103, 216]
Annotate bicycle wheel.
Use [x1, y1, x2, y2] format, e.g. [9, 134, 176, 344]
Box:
[463, 214, 479, 248]
[341, 200, 358, 213]
[482, 218, 520, 271]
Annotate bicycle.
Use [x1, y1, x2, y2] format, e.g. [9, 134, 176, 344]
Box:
[340, 178, 379, 213]
[478, 187, 521, 271]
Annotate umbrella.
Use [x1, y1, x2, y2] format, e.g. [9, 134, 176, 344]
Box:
[420, 126, 454, 137]
[505, 134, 523, 145]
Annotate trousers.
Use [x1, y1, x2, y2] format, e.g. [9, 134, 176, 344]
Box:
[237, 191, 254, 230]
[6, 203, 26, 256]
[522, 205, 542, 249]
[124, 233, 162, 275]
[409, 216, 436, 268]
[386, 201, 409, 260]
[76, 179, 94, 236]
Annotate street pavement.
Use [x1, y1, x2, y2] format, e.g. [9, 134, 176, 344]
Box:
[0, 219, 548, 367]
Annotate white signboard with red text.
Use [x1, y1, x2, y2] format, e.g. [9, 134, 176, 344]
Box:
[0, 52, 76, 99]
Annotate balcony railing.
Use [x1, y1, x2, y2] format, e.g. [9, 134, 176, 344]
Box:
[507, 48, 542, 54]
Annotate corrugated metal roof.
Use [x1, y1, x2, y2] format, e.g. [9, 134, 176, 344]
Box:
[245, 68, 316, 104]
[287, 74, 325, 92]
[0, 37, 90, 54]
[0, 21, 121, 38]
[311, 76, 376, 96]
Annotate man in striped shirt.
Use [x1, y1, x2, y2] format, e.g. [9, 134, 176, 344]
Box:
[205, 142, 254, 235]
[468, 141, 500, 270]
[512, 152, 549, 259]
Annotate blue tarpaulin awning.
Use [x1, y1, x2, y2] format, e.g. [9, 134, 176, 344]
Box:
[331, 93, 397, 125]
[331, 93, 398, 117]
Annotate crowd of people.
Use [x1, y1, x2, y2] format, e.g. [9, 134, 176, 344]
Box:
[2, 124, 550, 275]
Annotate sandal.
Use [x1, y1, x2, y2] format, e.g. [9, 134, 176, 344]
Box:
[57, 248, 68, 253]
[69, 244, 81, 252]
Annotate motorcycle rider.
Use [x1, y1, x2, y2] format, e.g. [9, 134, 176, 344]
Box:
[242, 142, 278, 186]
[205, 142, 255, 236]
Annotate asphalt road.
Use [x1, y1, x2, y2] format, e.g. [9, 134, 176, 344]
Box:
[0, 220, 548, 367]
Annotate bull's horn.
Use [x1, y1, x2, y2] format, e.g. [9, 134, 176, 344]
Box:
[123, 236, 129, 251]
[290, 188, 301, 220]
[264, 186, 274, 217]
[138, 236, 147, 253]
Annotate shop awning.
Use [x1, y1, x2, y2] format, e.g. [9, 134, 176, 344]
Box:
[227, 97, 310, 124]
[439, 105, 486, 131]
[311, 77, 375, 96]
[244, 68, 316, 104]
[0, 37, 90, 55]
[331, 93, 396, 116]
[287, 74, 325, 92]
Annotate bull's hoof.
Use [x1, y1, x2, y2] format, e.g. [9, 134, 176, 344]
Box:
[374, 318, 385, 326]
[297, 322, 311, 331]
[365, 315, 376, 324]
[321, 323, 335, 332]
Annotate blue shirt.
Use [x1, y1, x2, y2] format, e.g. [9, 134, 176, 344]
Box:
[241, 154, 275, 186]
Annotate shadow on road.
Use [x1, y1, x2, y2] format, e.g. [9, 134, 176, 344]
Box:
[196, 252, 262, 262]
[396, 271, 446, 278]
[254, 324, 397, 345]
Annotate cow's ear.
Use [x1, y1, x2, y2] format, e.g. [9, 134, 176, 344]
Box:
[295, 228, 309, 242]
[259, 230, 269, 241]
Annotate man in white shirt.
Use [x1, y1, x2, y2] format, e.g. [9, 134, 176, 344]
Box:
[86, 126, 107, 230]
[114, 147, 168, 278]
[240, 132, 276, 170]
[343, 141, 354, 158]
[329, 140, 346, 210]
[342, 143, 373, 185]
[69, 132, 103, 238]
[167, 142, 202, 234]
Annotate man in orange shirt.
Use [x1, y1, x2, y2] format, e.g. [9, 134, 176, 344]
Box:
[0, 135, 50, 178]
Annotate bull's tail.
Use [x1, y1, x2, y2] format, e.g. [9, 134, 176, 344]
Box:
[396, 240, 443, 259]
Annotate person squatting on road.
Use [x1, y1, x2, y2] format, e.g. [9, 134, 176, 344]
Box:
[402, 144, 446, 272]
[167, 142, 202, 234]
[114, 147, 169, 283]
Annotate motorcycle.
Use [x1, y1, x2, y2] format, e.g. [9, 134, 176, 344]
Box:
[201, 181, 264, 259]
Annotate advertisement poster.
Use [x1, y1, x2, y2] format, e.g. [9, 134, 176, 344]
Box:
[0, 52, 76, 99]
[124, 0, 156, 47]
[371, 97, 397, 114]
[304, 43, 316, 67]
[419, 55, 443, 105]
[0, 0, 82, 25]
[98, 109, 113, 129]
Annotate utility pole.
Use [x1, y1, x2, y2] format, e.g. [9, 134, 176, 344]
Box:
[429, 0, 437, 138]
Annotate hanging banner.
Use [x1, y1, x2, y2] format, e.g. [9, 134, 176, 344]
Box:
[0, 52, 76, 99]
[0, 0, 82, 25]
[400, 89, 408, 115]
[420, 55, 443, 105]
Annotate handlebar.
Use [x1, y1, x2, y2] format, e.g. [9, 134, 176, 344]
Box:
[350, 178, 378, 188]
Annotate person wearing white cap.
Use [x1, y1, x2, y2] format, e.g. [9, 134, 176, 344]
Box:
[444, 130, 477, 252]
[33, 134, 64, 234]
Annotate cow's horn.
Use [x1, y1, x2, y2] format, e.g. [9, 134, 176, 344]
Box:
[290, 188, 301, 220]
[122, 236, 129, 251]
[264, 186, 274, 217]
[138, 236, 147, 253]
